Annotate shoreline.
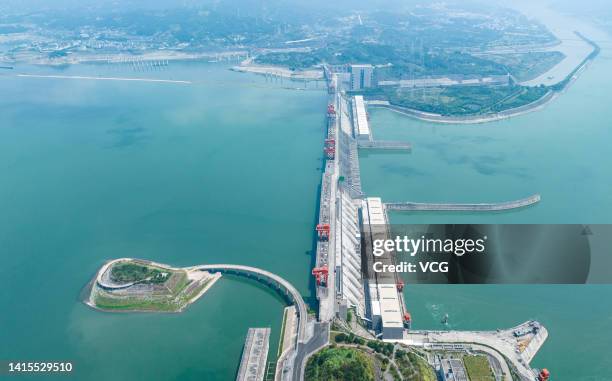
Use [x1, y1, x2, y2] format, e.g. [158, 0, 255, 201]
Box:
[4, 50, 249, 67]
[230, 64, 324, 81]
[368, 90, 558, 125]
[86, 258, 222, 314]
[370, 31, 599, 125]
[17, 73, 192, 84]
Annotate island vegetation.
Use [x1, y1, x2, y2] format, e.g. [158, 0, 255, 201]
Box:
[110, 262, 169, 284]
[87, 259, 220, 312]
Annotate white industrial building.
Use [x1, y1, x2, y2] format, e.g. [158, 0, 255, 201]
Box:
[362, 197, 405, 340]
[353, 95, 371, 140]
[350, 64, 374, 90]
[335, 191, 366, 319]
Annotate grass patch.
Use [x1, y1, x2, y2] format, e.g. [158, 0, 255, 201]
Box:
[463, 355, 495, 381]
[278, 308, 289, 357]
[394, 349, 437, 381]
[94, 261, 213, 312]
[378, 84, 549, 116]
[484, 51, 565, 82]
[93, 294, 179, 312]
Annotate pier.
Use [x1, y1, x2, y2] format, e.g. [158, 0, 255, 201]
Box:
[385, 194, 540, 212]
[236, 328, 271, 381]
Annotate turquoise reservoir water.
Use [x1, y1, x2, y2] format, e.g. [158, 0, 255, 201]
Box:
[2, 41, 612, 380]
[360, 42, 612, 380]
[0, 63, 326, 380]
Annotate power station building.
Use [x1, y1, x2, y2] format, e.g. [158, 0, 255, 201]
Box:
[362, 197, 405, 340]
[353, 95, 371, 140]
[350, 64, 374, 90]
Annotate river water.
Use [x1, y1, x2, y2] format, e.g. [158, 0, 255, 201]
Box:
[359, 39, 612, 381]
[2, 32, 612, 381]
[0, 62, 326, 380]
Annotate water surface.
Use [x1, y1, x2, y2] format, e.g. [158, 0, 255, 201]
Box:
[0, 62, 326, 380]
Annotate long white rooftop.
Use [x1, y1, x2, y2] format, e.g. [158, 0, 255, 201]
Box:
[365, 197, 385, 225]
[354, 96, 370, 139]
[363, 197, 404, 339]
[377, 284, 404, 329]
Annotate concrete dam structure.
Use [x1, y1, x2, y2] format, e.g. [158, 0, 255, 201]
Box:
[385, 194, 541, 212]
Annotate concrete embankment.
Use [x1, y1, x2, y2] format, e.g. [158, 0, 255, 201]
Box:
[368, 92, 556, 125]
[386, 194, 540, 212]
[230, 64, 323, 80]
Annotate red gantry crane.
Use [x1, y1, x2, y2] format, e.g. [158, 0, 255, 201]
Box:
[327, 104, 336, 117]
[538, 369, 550, 381]
[312, 265, 329, 287]
[316, 223, 330, 241]
[324, 139, 335, 160]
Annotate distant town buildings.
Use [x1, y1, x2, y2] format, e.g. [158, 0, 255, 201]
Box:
[350, 64, 374, 90]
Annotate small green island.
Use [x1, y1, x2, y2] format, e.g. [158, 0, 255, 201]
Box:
[86, 258, 221, 312]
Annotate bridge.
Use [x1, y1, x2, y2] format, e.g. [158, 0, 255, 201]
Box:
[385, 194, 540, 211]
[193, 264, 309, 343]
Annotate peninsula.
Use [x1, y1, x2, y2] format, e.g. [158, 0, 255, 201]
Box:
[86, 258, 221, 313]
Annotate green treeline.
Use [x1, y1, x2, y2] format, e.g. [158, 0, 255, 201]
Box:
[305, 347, 375, 381]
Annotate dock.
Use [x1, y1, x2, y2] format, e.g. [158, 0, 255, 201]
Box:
[236, 328, 271, 381]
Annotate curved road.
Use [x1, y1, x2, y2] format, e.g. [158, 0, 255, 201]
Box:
[193, 264, 308, 343]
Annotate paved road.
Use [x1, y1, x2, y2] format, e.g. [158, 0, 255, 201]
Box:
[292, 322, 330, 381]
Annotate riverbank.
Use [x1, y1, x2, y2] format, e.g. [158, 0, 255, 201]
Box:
[87, 258, 221, 313]
[368, 90, 557, 125]
[230, 64, 323, 81]
[367, 10, 601, 125]
[0, 61, 321, 381]
[371, 31, 599, 125]
[4, 49, 248, 66]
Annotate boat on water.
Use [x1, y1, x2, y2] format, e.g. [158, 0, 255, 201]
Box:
[441, 313, 449, 325]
